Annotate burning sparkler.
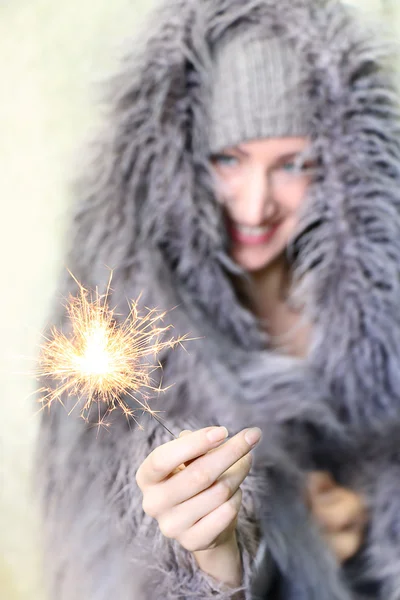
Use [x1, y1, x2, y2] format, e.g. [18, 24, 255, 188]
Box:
[37, 271, 187, 436]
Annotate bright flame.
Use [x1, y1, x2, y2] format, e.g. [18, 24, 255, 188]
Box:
[37, 271, 187, 431]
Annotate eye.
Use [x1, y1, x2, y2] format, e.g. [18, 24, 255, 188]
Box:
[278, 157, 316, 175]
[210, 153, 240, 168]
[280, 161, 297, 173]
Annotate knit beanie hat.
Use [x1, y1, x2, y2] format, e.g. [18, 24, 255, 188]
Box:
[208, 31, 310, 153]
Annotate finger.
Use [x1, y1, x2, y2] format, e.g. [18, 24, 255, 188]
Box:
[178, 488, 243, 553]
[308, 475, 367, 522]
[136, 426, 229, 489]
[338, 489, 367, 527]
[179, 430, 192, 437]
[157, 453, 252, 538]
[171, 430, 193, 472]
[311, 489, 367, 533]
[158, 427, 261, 506]
[178, 430, 199, 468]
[326, 530, 363, 564]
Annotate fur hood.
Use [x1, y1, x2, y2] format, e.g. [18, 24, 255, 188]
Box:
[59, 0, 400, 432]
[41, 1, 400, 599]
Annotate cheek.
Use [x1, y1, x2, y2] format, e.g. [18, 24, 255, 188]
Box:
[214, 175, 241, 208]
[277, 180, 310, 214]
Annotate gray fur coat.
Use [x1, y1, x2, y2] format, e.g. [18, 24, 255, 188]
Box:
[37, 0, 400, 598]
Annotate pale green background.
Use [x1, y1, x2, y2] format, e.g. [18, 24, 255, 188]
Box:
[0, 1, 398, 599]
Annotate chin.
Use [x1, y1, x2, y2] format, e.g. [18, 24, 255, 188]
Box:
[232, 247, 282, 273]
[230, 227, 292, 274]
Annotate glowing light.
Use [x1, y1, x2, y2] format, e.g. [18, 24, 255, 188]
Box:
[37, 271, 187, 433]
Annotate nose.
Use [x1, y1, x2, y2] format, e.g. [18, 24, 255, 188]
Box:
[239, 169, 279, 226]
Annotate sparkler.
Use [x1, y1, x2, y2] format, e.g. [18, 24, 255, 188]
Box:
[37, 271, 187, 436]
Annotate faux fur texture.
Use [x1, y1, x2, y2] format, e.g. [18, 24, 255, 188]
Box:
[37, 0, 400, 599]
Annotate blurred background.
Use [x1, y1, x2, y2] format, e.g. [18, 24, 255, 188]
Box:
[0, 1, 399, 599]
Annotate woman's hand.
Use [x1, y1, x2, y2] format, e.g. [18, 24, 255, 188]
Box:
[136, 425, 262, 588]
[306, 471, 368, 564]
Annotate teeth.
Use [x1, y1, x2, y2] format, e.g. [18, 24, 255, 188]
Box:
[235, 224, 273, 236]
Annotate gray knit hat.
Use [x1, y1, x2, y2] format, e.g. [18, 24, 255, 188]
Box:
[209, 31, 310, 153]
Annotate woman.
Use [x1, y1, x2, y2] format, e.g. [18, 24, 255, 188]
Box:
[38, 0, 400, 598]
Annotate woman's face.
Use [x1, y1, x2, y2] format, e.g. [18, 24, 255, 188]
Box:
[211, 136, 314, 273]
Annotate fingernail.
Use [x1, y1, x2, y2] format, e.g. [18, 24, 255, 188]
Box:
[244, 427, 262, 447]
[206, 426, 229, 443]
[179, 430, 192, 437]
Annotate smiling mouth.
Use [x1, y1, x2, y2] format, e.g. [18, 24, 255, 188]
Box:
[228, 221, 281, 246]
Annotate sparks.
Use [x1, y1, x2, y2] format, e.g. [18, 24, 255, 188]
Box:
[37, 271, 187, 433]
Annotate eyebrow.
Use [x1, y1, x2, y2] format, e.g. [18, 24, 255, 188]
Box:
[230, 145, 249, 157]
[235, 146, 306, 161]
[274, 152, 300, 163]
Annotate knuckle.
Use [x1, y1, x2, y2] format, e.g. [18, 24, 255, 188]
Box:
[330, 513, 347, 531]
[135, 466, 143, 489]
[158, 517, 178, 540]
[341, 537, 359, 561]
[141, 496, 152, 517]
[338, 511, 359, 532]
[214, 479, 233, 503]
[179, 533, 202, 553]
[224, 489, 242, 520]
[183, 540, 198, 553]
[223, 501, 239, 523]
[333, 531, 361, 562]
[352, 497, 367, 522]
[141, 492, 159, 518]
[149, 449, 166, 476]
[191, 467, 214, 490]
[350, 531, 362, 551]
[316, 507, 345, 532]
